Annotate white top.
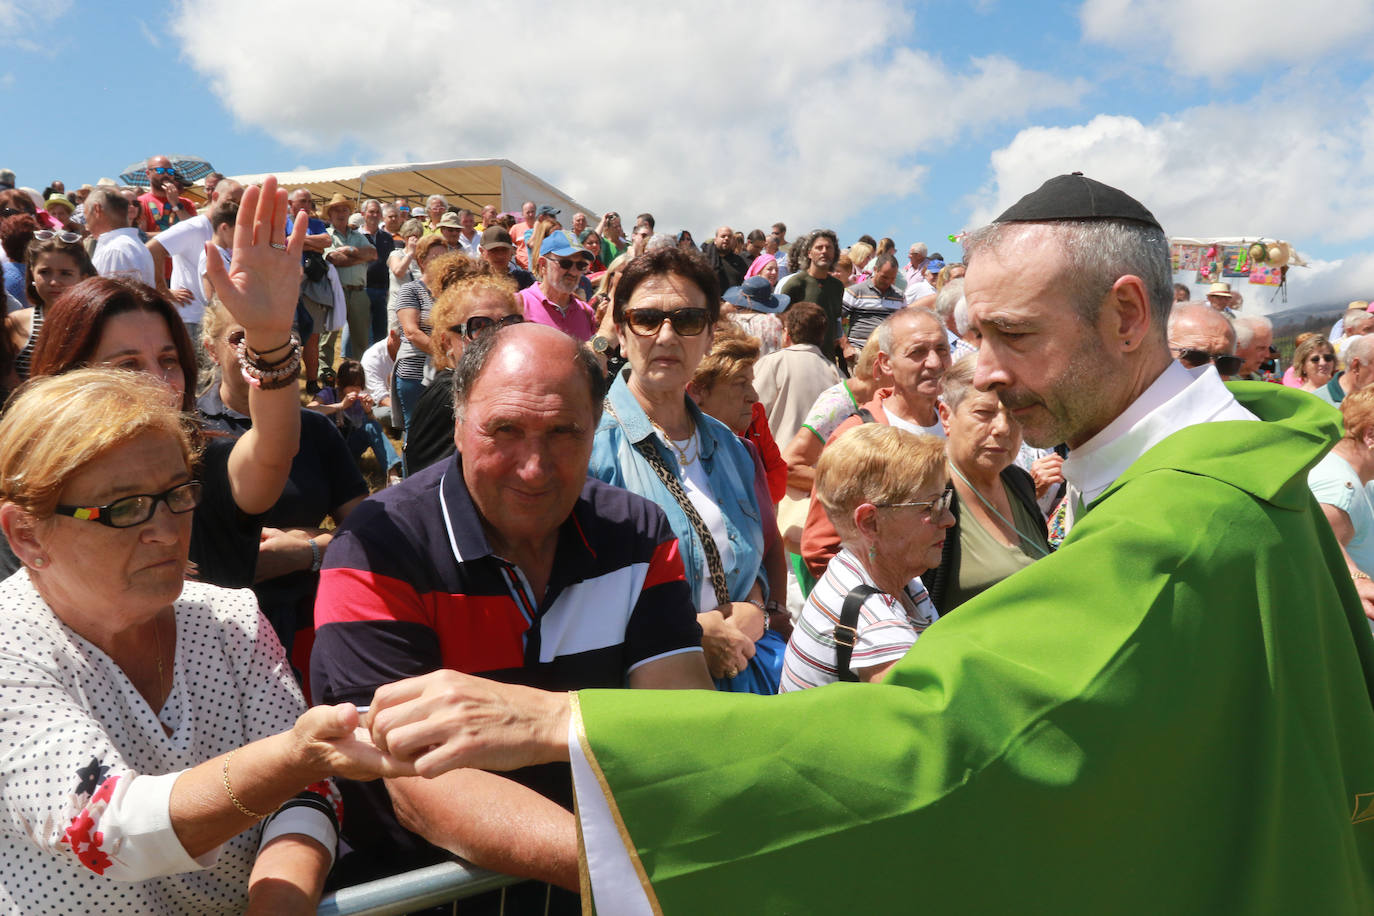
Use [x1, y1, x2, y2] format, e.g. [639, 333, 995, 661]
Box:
[0, 572, 339, 915]
[885, 403, 945, 439]
[1309, 451, 1374, 576]
[360, 337, 395, 404]
[152, 214, 213, 323]
[655, 429, 736, 612]
[1062, 361, 1257, 526]
[92, 228, 156, 287]
[194, 245, 233, 323]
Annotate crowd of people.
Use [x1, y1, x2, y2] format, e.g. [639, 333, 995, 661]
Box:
[0, 160, 1371, 914]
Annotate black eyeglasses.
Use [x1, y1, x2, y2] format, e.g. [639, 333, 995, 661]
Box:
[451, 313, 524, 339]
[54, 481, 203, 529]
[553, 257, 591, 272]
[1173, 348, 1245, 376]
[33, 229, 81, 243]
[623, 307, 711, 337]
[874, 486, 954, 517]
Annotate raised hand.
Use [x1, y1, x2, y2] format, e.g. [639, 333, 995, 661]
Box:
[203, 175, 305, 347]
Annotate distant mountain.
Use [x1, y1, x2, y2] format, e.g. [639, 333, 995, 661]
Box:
[1262, 301, 1348, 332]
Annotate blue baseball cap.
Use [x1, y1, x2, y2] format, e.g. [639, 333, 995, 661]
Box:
[540, 230, 588, 260]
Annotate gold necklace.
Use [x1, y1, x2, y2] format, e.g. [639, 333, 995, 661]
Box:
[648, 415, 698, 467]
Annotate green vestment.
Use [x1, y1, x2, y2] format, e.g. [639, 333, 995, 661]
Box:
[574, 382, 1374, 914]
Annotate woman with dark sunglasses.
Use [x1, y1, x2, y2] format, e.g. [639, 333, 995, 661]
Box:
[403, 272, 523, 475]
[589, 247, 778, 693]
[1293, 333, 1337, 393]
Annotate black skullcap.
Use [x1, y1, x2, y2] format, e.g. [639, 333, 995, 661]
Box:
[994, 172, 1161, 231]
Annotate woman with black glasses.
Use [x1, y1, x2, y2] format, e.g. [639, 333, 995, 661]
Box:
[589, 247, 775, 692]
[404, 273, 524, 475]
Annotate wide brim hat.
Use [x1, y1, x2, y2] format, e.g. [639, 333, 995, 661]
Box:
[322, 192, 355, 215]
[1207, 282, 1233, 297]
[724, 276, 790, 314]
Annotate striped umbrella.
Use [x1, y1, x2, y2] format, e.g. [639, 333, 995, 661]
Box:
[118, 155, 216, 188]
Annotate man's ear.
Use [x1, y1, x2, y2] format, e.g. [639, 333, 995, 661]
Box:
[1105, 274, 1152, 353]
[936, 399, 953, 436]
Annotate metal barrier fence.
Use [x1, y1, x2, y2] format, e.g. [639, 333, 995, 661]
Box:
[316, 861, 523, 916]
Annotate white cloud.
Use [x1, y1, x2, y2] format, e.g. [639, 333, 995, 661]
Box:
[1080, 0, 1374, 81]
[0, 0, 71, 51]
[965, 81, 1374, 314]
[169, 0, 1085, 234]
[137, 19, 161, 48]
[966, 87, 1374, 248]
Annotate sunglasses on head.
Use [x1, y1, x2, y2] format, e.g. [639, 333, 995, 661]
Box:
[623, 307, 711, 337]
[1174, 347, 1244, 375]
[451, 313, 524, 340]
[33, 229, 81, 244]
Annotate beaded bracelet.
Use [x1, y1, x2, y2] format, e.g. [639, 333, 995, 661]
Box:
[237, 334, 301, 369]
[238, 337, 303, 390]
[222, 749, 272, 819]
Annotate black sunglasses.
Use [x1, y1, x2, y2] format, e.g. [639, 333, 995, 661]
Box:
[1174, 348, 1244, 375]
[623, 307, 711, 337]
[451, 313, 524, 340]
[553, 257, 591, 272]
[1308, 353, 1336, 364]
[54, 481, 203, 529]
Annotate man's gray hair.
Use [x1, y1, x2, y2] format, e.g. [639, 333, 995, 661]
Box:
[933, 278, 964, 321]
[362, 198, 381, 211]
[452, 326, 606, 425]
[873, 253, 899, 273]
[645, 233, 676, 252]
[954, 298, 974, 336]
[963, 219, 1173, 342]
[426, 193, 448, 209]
[1232, 314, 1272, 350]
[872, 306, 942, 355]
[86, 186, 128, 222]
[1346, 334, 1374, 367]
[796, 228, 839, 272]
[909, 242, 927, 259]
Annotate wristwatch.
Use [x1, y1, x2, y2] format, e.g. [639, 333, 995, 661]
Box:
[591, 335, 612, 354]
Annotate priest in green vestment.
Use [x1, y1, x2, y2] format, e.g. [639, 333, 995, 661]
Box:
[367, 175, 1374, 915]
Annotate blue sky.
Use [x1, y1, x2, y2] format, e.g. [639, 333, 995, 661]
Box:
[7, 0, 1374, 313]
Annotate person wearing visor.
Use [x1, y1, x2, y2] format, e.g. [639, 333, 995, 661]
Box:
[1167, 302, 1243, 379]
[518, 230, 596, 341]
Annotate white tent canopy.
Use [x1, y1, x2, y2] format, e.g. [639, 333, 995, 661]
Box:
[222, 158, 597, 218]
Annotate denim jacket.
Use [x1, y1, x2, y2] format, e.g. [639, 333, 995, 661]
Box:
[590, 371, 766, 607]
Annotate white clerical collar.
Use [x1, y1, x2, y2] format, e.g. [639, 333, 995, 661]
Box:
[1063, 360, 1258, 508]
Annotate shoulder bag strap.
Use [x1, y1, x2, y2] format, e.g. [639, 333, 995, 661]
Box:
[834, 583, 882, 682]
[605, 399, 731, 608]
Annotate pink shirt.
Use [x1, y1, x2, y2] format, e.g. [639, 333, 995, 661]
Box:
[519, 284, 596, 342]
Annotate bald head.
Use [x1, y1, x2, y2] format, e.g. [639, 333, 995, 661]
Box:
[1169, 303, 1236, 361]
[211, 180, 243, 205]
[452, 323, 606, 425]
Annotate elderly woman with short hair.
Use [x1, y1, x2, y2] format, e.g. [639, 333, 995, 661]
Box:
[780, 424, 952, 690]
[1309, 386, 1374, 628]
[926, 355, 1049, 612]
[0, 369, 406, 914]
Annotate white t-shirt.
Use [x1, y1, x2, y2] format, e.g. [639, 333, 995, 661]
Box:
[194, 245, 233, 322]
[92, 228, 156, 287]
[885, 406, 944, 439]
[154, 214, 213, 324]
[656, 429, 735, 612]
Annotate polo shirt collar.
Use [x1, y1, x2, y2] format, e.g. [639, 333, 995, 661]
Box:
[437, 454, 600, 569]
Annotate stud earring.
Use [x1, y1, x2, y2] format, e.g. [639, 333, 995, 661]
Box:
[31, 556, 46, 569]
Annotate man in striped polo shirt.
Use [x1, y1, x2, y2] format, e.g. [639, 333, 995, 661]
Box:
[311, 323, 711, 913]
